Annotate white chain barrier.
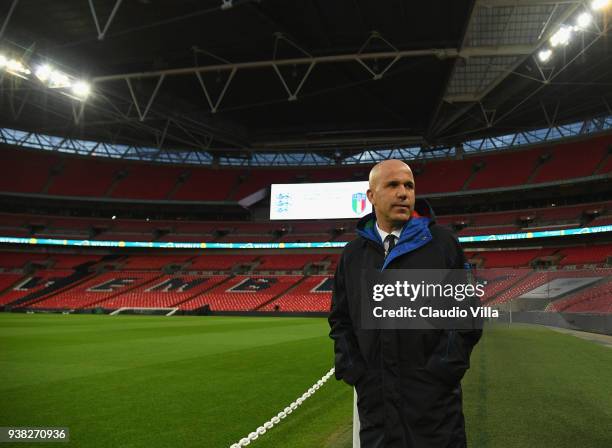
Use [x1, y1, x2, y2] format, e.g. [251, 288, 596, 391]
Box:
[229, 367, 336, 447]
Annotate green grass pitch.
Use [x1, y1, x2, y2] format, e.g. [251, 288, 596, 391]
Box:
[0, 314, 611, 447]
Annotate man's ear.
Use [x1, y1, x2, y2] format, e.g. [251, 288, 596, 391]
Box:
[366, 189, 375, 205]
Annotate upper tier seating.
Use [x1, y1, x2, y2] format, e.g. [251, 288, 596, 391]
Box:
[47, 158, 118, 197]
[412, 158, 474, 193]
[0, 149, 59, 194]
[532, 136, 609, 183]
[171, 169, 238, 201]
[110, 165, 184, 200]
[467, 148, 544, 190]
[2, 133, 609, 201]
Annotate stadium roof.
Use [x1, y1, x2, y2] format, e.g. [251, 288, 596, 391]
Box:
[1, 0, 612, 161]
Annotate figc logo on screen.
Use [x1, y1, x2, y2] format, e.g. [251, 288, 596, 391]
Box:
[352, 192, 367, 215]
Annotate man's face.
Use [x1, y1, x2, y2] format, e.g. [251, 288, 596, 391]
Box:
[367, 161, 415, 231]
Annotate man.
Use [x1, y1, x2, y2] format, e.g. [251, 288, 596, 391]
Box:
[329, 159, 481, 448]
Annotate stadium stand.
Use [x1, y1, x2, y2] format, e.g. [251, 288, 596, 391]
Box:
[592, 215, 612, 226]
[258, 276, 332, 312]
[278, 234, 332, 242]
[216, 235, 276, 243]
[466, 148, 544, 190]
[121, 255, 195, 270]
[547, 278, 612, 313]
[0, 242, 609, 313]
[557, 244, 612, 265]
[468, 243, 611, 268]
[440, 200, 611, 229]
[0, 272, 25, 298]
[412, 158, 474, 193]
[232, 168, 313, 199]
[170, 222, 218, 234]
[0, 149, 59, 194]
[50, 254, 102, 269]
[486, 269, 611, 305]
[598, 153, 612, 174]
[255, 254, 328, 271]
[467, 248, 557, 268]
[179, 275, 301, 311]
[171, 169, 239, 201]
[93, 275, 229, 310]
[106, 220, 158, 233]
[0, 213, 34, 228]
[458, 225, 521, 236]
[0, 269, 76, 306]
[0, 251, 48, 269]
[1, 199, 609, 244]
[531, 137, 609, 183]
[29, 271, 161, 309]
[1, 132, 611, 316]
[2, 133, 611, 202]
[110, 165, 184, 200]
[187, 254, 257, 271]
[473, 268, 531, 302]
[47, 158, 118, 197]
[45, 217, 104, 231]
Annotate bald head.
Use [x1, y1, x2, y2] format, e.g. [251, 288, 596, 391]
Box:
[366, 159, 416, 232]
[369, 159, 413, 189]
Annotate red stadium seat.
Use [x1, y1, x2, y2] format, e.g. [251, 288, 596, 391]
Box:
[0, 269, 76, 306]
[97, 275, 228, 309]
[548, 278, 612, 313]
[557, 244, 612, 265]
[30, 271, 161, 309]
[259, 276, 332, 312]
[188, 254, 257, 271]
[255, 254, 327, 271]
[532, 137, 609, 183]
[179, 275, 301, 311]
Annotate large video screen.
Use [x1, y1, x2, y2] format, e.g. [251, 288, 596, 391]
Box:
[270, 181, 372, 220]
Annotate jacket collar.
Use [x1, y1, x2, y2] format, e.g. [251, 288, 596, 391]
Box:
[356, 198, 435, 270]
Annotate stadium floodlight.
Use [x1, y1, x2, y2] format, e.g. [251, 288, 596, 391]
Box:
[549, 26, 573, 47]
[34, 64, 91, 100]
[575, 12, 593, 29]
[48, 70, 71, 88]
[0, 54, 7, 68]
[71, 80, 91, 99]
[591, 0, 610, 11]
[538, 49, 553, 63]
[35, 64, 52, 82]
[3, 57, 30, 77]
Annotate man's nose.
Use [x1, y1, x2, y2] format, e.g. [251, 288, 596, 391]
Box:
[397, 186, 407, 199]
